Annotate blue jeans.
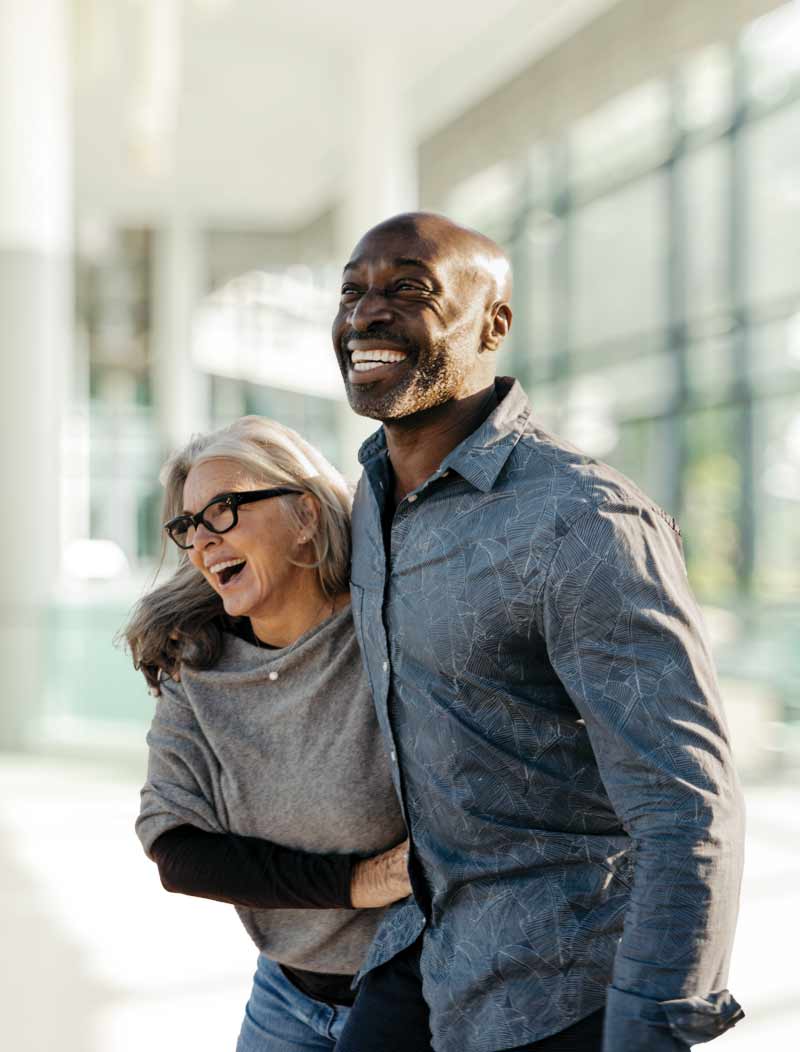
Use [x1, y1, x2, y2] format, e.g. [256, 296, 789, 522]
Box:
[236, 954, 351, 1052]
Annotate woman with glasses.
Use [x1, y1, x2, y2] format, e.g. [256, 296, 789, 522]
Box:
[124, 416, 416, 1052]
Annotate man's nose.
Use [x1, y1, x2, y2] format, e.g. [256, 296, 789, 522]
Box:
[350, 288, 393, 331]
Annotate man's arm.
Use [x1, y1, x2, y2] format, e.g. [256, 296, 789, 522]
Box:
[541, 502, 745, 1051]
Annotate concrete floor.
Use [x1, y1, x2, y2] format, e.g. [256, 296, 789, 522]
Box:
[0, 753, 796, 1052]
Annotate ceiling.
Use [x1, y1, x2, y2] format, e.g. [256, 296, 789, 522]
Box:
[74, 0, 618, 229]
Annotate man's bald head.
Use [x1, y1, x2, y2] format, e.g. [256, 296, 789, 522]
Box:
[355, 212, 513, 304]
[332, 211, 513, 422]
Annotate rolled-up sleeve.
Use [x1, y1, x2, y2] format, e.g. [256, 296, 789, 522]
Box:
[136, 676, 227, 856]
[541, 502, 745, 1051]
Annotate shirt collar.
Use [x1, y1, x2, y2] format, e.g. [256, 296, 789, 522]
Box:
[356, 377, 532, 493]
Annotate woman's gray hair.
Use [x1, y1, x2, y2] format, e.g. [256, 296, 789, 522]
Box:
[122, 416, 352, 690]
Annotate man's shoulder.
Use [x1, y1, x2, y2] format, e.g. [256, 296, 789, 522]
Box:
[505, 419, 680, 539]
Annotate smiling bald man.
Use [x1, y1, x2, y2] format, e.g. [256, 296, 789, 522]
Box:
[332, 213, 745, 1052]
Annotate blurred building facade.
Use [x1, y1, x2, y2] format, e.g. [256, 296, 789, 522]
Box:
[1, 0, 797, 774]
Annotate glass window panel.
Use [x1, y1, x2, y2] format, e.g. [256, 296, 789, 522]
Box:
[754, 394, 800, 601]
[743, 1, 800, 107]
[686, 333, 735, 398]
[527, 142, 552, 205]
[569, 80, 671, 188]
[194, 266, 342, 399]
[568, 352, 677, 421]
[612, 415, 679, 514]
[744, 102, 800, 309]
[443, 161, 523, 244]
[748, 315, 800, 389]
[571, 173, 669, 349]
[527, 381, 563, 435]
[682, 406, 743, 603]
[242, 385, 341, 471]
[561, 375, 620, 460]
[682, 142, 731, 321]
[518, 208, 560, 375]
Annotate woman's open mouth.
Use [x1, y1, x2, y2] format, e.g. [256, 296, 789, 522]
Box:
[211, 558, 247, 588]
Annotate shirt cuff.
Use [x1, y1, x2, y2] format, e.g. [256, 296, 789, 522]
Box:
[604, 985, 745, 1051]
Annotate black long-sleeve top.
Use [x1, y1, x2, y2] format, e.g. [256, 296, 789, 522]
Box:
[151, 824, 358, 1004]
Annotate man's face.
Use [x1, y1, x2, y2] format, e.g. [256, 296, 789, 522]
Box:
[332, 224, 487, 421]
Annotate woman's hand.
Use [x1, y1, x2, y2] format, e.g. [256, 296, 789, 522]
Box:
[350, 839, 412, 909]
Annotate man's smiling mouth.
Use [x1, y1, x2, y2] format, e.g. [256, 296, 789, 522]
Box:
[350, 348, 409, 373]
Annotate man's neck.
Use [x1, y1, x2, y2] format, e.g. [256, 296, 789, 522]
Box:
[383, 383, 499, 505]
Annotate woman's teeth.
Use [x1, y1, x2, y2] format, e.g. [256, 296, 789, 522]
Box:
[210, 558, 246, 574]
[211, 558, 247, 585]
[350, 349, 407, 372]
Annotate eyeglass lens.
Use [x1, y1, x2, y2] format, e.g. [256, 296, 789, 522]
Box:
[171, 499, 236, 546]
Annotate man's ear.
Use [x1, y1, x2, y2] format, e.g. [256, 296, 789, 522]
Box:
[482, 302, 512, 353]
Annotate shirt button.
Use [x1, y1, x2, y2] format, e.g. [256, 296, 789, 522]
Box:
[268, 671, 279, 681]
[390, 750, 397, 763]
[407, 494, 418, 503]
[382, 660, 389, 672]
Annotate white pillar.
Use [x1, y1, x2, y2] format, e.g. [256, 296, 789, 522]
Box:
[0, 0, 72, 748]
[335, 51, 419, 478]
[151, 220, 210, 457]
[336, 50, 418, 261]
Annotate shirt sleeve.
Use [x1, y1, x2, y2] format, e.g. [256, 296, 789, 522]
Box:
[136, 675, 228, 855]
[150, 824, 355, 909]
[540, 502, 745, 1052]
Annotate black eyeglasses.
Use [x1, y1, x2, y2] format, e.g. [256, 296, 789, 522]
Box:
[164, 487, 303, 549]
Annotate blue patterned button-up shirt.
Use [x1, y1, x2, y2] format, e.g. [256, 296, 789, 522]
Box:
[349, 378, 744, 1052]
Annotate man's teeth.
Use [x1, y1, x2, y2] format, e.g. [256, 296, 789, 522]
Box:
[350, 349, 407, 372]
[210, 559, 246, 574]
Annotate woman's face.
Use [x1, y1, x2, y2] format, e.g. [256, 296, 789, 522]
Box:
[183, 459, 308, 621]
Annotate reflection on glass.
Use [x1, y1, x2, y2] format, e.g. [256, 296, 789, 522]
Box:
[571, 174, 668, 349]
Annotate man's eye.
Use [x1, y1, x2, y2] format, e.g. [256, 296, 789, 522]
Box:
[395, 282, 426, 293]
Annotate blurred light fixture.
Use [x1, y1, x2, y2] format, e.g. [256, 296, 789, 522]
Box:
[744, 2, 800, 104]
[64, 539, 130, 580]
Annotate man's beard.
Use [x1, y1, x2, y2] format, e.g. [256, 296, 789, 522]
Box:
[342, 334, 469, 422]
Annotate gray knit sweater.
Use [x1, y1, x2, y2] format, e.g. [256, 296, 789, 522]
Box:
[136, 605, 406, 974]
